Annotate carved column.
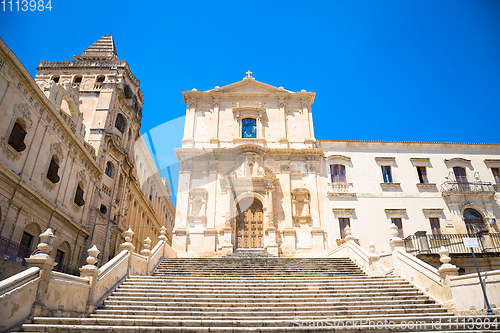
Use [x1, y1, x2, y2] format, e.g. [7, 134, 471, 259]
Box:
[265, 186, 278, 256]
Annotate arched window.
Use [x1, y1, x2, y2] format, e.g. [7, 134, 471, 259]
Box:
[242, 118, 257, 138]
[115, 114, 127, 133]
[74, 181, 85, 206]
[46, 155, 60, 184]
[8, 119, 27, 152]
[124, 85, 134, 99]
[330, 164, 346, 183]
[51, 75, 60, 83]
[96, 75, 105, 83]
[105, 162, 113, 178]
[73, 75, 82, 87]
[464, 208, 487, 235]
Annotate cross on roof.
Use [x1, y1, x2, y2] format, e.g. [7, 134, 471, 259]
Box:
[246, 71, 252, 78]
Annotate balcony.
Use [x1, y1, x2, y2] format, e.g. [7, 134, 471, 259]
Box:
[0, 236, 30, 267]
[440, 181, 495, 197]
[327, 183, 356, 197]
[404, 231, 500, 255]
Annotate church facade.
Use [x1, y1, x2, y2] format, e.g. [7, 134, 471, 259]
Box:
[172, 72, 500, 259]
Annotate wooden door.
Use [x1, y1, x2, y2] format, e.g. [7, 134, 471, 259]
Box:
[236, 200, 263, 248]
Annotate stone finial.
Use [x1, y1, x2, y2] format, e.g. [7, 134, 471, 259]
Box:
[369, 242, 376, 254]
[140, 237, 152, 258]
[158, 226, 167, 242]
[439, 246, 452, 266]
[390, 223, 400, 239]
[143, 237, 151, 250]
[119, 228, 135, 252]
[86, 245, 100, 266]
[124, 228, 134, 242]
[36, 228, 56, 256]
[344, 226, 355, 241]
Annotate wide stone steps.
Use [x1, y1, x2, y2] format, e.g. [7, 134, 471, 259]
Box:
[18, 256, 499, 332]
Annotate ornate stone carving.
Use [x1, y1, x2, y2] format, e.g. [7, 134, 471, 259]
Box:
[13, 104, 33, 128]
[76, 169, 87, 187]
[50, 142, 64, 161]
[209, 162, 218, 173]
[180, 160, 192, 172]
[307, 163, 319, 174]
[41, 174, 56, 191]
[0, 137, 22, 161]
[280, 164, 290, 173]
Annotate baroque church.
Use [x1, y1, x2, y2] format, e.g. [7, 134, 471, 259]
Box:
[173, 71, 500, 264]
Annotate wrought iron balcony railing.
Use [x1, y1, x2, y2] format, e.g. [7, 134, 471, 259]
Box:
[440, 181, 495, 196]
[404, 231, 500, 255]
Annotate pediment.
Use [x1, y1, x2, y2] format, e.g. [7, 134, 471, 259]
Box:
[211, 78, 292, 94]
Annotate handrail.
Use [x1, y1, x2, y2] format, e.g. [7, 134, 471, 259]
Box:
[98, 250, 128, 280]
[50, 271, 90, 286]
[0, 267, 40, 295]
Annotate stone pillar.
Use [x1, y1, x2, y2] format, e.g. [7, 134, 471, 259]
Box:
[25, 228, 58, 316]
[368, 242, 381, 276]
[221, 227, 233, 255]
[415, 231, 430, 254]
[388, 223, 405, 276]
[477, 230, 495, 253]
[79, 245, 100, 313]
[172, 229, 188, 257]
[437, 246, 459, 310]
[265, 189, 278, 256]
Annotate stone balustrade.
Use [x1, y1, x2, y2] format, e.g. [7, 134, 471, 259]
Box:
[0, 226, 176, 332]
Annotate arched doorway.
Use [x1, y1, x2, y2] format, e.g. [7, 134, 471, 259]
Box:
[464, 208, 487, 235]
[236, 198, 263, 249]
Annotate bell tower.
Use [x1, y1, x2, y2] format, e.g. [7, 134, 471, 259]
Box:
[34, 35, 144, 262]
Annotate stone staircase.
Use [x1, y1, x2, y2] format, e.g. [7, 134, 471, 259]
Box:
[16, 257, 500, 332]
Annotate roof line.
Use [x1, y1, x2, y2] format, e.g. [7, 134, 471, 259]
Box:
[318, 139, 500, 146]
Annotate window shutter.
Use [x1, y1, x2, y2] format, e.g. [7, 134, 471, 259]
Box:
[8, 123, 27, 152]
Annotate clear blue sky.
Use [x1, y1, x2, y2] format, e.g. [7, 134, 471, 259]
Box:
[2, 0, 499, 202]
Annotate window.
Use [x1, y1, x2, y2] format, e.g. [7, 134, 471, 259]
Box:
[115, 114, 126, 133]
[105, 162, 113, 178]
[46, 156, 60, 184]
[8, 121, 27, 152]
[100, 204, 107, 214]
[73, 75, 82, 86]
[464, 208, 487, 235]
[242, 118, 256, 138]
[51, 75, 60, 83]
[339, 218, 350, 239]
[124, 85, 134, 99]
[429, 218, 441, 235]
[391, 218, 404, 238]
[453, 166, 467, 183]
[20, 232, 34, 251]
[416, 166, 428, 184]
[55, 249, 65, 265]
[382, 166, 393, 183]
[74, 182, 85, 206]
[330, 164, 346, 183]
[96, 75, 105, 83]
[492, 167, 500, 184]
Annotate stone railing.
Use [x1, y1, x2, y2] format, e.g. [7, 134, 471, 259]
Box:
[330, 223, 500, 313]
[0, 226, 176, 331]
[327, 182, 355, 197]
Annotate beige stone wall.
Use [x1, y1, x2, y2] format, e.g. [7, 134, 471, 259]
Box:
[320, 140, 500, 255]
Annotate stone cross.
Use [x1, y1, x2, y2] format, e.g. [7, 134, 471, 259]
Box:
[246, 71, 252, 78]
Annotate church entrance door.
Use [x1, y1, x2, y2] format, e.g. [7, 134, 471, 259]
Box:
[236, 199, 264, 249]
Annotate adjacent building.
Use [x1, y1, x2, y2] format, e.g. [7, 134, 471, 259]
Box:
[0, 36, 174, 279]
